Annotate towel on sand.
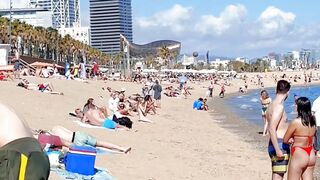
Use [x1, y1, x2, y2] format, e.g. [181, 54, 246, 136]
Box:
[51, 167, 115, 180]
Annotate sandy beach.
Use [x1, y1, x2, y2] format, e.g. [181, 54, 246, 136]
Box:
[1, 70, 320, 180]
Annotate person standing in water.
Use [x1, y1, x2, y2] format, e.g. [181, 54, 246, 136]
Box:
[260, 90, 272, 136]
[266, 80, 291, 180]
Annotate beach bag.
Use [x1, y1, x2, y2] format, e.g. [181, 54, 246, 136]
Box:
[113, 115, 133, 129]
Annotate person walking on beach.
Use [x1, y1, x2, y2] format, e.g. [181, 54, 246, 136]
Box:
[219, 84, 225, 98]
[208, 81, 214, 97]
[153, 80, 162, 108]
[260, 90, 272, 136]
[283, 97, 316, 180]
[266, 80, 291, 180]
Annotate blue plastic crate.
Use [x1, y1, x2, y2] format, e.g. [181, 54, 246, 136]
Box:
[65, 145, 97, 175]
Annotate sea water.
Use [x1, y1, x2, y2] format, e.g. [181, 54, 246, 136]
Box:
[225, 85, 320, 126]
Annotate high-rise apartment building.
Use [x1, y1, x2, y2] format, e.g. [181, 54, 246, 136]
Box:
[29, 0, 80, 28]
[89, 0, 133, 54]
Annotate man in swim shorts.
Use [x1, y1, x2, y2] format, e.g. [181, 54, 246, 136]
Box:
[36, 126, 131, 153]
[0, 103, 50, 179]
[266, 80, 291, 180]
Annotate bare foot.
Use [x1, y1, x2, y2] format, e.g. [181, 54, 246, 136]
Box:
[124, 147, 132, 154]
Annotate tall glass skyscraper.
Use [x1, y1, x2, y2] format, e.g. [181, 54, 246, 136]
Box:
[29, 0, 80, 28]
[89, 0, 133, 54]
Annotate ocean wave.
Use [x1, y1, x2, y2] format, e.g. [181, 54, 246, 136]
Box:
[240, 104, 252, 110]
[250, 98, 259, 102]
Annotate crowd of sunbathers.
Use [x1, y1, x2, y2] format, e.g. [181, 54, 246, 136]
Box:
[17, 79, 64, 95]
[67, 85, 162, 132]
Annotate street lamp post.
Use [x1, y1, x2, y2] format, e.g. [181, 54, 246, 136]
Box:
[9, 0, 12, 54]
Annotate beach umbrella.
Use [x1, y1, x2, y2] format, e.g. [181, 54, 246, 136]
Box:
[0, 65, 14, 71]
[179, 75, 188, 83]
[30, 62, 64, 69]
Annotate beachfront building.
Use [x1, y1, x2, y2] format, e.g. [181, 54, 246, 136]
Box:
[29, 0, 80, 28]
[310, 49, 320, 67]
[282, 51, 300, 69]
[120, 34, 181, 58]
[0, 8, 52, 28]
[90, 0, 133, 54]
[210, 59, 230, 70]
[261, 56, 277, 70]
[58, 27, 90, 45]
[235, 57, 249, 63]
[180, 54, 197, 67]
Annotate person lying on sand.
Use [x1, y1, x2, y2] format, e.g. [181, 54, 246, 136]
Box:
[74, 108, 131, 129]
[0, 71, 14, 81]
[164, 86, 180, 97]
[34, 126, 131, 153]
[17, 79, 64, 95]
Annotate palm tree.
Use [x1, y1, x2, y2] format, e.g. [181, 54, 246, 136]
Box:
[158, 46, 171, 66]
[0, 16, 111, 65]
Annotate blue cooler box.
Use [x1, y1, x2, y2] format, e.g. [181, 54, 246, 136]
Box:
[65, 145, 97, 175]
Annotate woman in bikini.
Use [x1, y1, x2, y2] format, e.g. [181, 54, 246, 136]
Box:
[260, 90, 271, 136]
[284, 97, 317, 180]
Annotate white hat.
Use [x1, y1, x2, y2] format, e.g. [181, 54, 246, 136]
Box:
[121, 88, 126, 92]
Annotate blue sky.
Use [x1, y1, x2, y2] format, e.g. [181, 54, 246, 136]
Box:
[2, 0, 320, 57]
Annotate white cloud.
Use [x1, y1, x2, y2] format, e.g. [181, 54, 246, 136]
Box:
[136, 4, 192, 33]
[134, 4, 319, 57]
[254, 6, 296, 38]
[0, 0, 29, 9]
[195, 4, 247, 35]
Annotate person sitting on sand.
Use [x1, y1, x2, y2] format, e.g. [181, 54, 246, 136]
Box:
[193, 98, 204, 110]
[34, 126, 131, 153]
[137, 97, 153, 123]
[108, 92, 120, 113]
[202, 98, 209, 111]
[0, 103, 50, 179]
[74, 108, 131, 129]
[17, 79, 64, 95]
[143, 95, 157, 115]
[83, 98, 108, 117]
[116, 103, 132, 117]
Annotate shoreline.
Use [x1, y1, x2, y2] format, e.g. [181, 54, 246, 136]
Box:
[210, 87, 320, 178]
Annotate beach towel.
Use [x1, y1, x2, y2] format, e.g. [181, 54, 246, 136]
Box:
[51, 167, 115, 180]
[69, 113, 123, 131]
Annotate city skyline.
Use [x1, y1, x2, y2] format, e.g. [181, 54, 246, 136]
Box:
[1, 0, 320, 58]
[89, 0, 133, 54]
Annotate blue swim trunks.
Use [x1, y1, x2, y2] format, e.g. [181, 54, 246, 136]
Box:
[268, 139, 290, 174]
[102, 118, 116, 129]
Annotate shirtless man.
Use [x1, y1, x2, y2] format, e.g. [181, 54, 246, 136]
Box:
[266, 80, 291, 180]
[0, 103, 50, 179]
[75, 108, 129, 129]
[35, 126, 131, 153]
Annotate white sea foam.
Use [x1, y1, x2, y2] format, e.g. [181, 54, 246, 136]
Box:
[250, 98, 259, 103]
[240, 104, 252, 110]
